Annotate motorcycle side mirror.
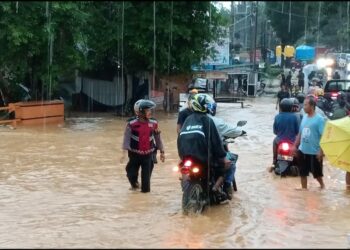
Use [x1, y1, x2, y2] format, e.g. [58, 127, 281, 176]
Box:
[237, 120, 247, 127]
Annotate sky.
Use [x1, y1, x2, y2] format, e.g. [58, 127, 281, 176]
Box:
[214, 1, 231, 10]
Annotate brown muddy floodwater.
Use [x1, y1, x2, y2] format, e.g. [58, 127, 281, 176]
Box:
[0, 96, 350, 248]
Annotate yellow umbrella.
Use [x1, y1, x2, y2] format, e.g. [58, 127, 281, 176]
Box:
[320, 116, 350, 171]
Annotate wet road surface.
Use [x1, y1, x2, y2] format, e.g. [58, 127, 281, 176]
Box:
[0, 96, 349, 248]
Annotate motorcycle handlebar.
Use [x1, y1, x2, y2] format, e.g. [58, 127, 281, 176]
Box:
[223, 131, 247, 143]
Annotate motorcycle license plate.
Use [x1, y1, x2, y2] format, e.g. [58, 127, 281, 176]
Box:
[277, 155, 293, 161]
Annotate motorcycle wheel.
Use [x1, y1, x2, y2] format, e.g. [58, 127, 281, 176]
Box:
[275, 160, 289, 177]
[182, 180, 205, 215]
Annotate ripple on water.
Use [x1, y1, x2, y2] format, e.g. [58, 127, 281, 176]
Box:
[0, 97, 349, 248]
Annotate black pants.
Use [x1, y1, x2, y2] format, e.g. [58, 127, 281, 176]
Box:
[297, 150, 323, 178]
[126, 151, 153, 192]
[272, 137, 278, 165]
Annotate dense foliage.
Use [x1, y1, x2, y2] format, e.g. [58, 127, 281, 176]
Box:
[265, 1, 350, 66]
[265, 1, 350, 50]
[0, 1, 228, 101]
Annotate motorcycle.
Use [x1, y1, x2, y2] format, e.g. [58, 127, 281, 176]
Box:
[273, 140, 299, 177]
[174, 120, 247, 215]
[317, 92, 349, 120]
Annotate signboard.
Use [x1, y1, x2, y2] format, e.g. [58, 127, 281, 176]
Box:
[194, 71, 228, 80]
[202, 27, 230, 65]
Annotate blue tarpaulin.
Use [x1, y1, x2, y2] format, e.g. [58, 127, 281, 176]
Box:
[295, 45, 315, 60]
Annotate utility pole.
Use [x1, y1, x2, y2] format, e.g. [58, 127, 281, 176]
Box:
[244, 2, 248, 53]
[347, 1, 349, 51]
[253, 1, 258, 72]
[261, 16, 264, 62]
[231, 1, 235, 64]
[304, 2, 308, 43]
[250, 2, 254, 64]
[288, 1, 291, 33]
[317, 1, 321, 47]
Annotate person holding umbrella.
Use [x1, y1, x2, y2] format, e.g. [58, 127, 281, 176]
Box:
[320, 116, 350, 190]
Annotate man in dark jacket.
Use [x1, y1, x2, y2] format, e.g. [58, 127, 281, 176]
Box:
[286, 71, 292, 92]
[177, 94, 230, 193]
[276, 84, 290, 110]
[269, 98, 300, 172]
[297, 69, 305, 92]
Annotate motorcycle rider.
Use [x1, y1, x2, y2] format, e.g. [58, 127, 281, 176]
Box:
[332, 91, 349, 119]
[177, 93, 231, 196]
[290, 97, 302, 124]
[269, 98, 300, 173]
[202, 93, 245, 200]
[177, 88, 198, 133]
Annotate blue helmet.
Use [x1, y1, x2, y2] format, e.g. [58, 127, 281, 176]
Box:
[206, 99, 217, 116]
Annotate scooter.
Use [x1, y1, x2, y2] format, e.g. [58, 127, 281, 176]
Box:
[222, 120, 247, 193]
[273, 140, 299, 177]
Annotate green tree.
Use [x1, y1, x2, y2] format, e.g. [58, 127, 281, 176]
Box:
[0, 1, 88, 101]
[265, 2, 309, 66]
[83, 2, 228, 75]
[0, 1, 229, 104]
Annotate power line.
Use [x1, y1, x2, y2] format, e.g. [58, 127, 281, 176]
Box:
[265, 5, 308, 18]
[229, 13, 252, 27]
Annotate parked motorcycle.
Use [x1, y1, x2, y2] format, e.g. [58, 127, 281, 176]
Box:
[174, 120, 247, 215]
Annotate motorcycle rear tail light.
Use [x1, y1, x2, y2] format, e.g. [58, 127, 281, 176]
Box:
[184, 160, 192, 167]
[191, 167, 200, 173]
[331, 92, 338, 98]
[281, 142, 290, 151]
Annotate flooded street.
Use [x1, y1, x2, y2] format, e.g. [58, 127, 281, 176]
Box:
[1, 96, 350, 248]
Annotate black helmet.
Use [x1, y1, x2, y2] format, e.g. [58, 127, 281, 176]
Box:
[289, 97, 299, 112]
[296, 92, 305, 104]
[134, 99, 156, 114]
[279, 98, 293, 112]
